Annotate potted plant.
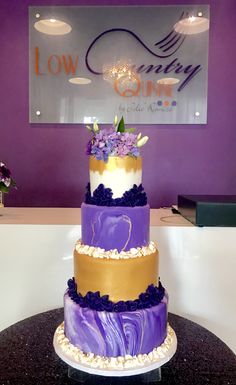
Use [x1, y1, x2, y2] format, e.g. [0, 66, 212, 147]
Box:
[0, 162, 17, 207]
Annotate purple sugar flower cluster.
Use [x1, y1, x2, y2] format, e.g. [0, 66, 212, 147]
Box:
[87, 129, 140, 162]
[85, 183, 147, 207]
[67, 278, 165, 312]
[85, 116, 149, 162]
[0, 162, 16, 193]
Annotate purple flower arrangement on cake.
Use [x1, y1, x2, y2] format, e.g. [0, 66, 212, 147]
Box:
[86, 116, 149, 162]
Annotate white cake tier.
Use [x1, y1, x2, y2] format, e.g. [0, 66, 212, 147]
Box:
[89, 156, 142, 198]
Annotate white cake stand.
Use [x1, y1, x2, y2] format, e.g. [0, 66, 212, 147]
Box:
[53, 324, 177, 377]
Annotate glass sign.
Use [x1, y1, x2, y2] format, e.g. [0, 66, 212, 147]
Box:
[29, 6, 210, 124]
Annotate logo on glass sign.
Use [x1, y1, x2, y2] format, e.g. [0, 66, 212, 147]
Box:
[30, 6, 209, 123]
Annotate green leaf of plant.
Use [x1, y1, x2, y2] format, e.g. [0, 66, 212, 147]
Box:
[11, 178, 17, 188]
[117, 116, 125, 132]
[125, 127, 136, 133]
[0, 182, 9, 193]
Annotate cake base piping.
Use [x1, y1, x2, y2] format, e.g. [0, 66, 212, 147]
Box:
[53, 323, 177, 377]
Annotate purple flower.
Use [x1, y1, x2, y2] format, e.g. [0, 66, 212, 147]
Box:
[0, 162, 17, 191]
[86, 140, 92, 155]
[85, 183, 147, 207]
[131, 147, 140, 157]
[0, 164, 11, 178]
[67, 277, 165, 312]
[86, 126, 141, 162]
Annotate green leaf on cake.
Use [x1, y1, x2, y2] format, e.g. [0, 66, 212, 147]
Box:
[125, 127, 136, 133]
[117, 116, 125, 132]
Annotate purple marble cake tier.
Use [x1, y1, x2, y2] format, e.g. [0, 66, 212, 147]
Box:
[81, 203, 150, 252]
[64, 292, 168, 357]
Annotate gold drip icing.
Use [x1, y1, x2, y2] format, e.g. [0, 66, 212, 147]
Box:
[89, 156, 142, 175]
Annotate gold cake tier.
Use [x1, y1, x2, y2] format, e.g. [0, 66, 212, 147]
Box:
[74, 248, 159, 302]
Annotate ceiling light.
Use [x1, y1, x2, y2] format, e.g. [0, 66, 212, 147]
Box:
[68, 77, 91, 85]
[157, 78, 180, 85]
[34, 19, 72, 35]
[174, 16, 209, 35]
[189, 16, 196, 23]
[103, 59, 139, 86]
[84, 117, 98, 124]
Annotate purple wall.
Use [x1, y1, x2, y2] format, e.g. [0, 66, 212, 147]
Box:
[1, 0, 236, 208]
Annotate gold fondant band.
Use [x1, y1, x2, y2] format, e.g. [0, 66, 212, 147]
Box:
[89, 156, 142, 175]
[74, 249, 158, 302]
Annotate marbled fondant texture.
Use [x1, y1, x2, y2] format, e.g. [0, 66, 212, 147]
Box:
[64, 292, 168, 357]
[81, 203, 150, 251]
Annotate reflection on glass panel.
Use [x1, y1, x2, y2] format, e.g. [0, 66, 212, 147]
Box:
[29, 5, 209, 124]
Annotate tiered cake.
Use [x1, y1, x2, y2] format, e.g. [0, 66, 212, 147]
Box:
[54, 118, 176, 374]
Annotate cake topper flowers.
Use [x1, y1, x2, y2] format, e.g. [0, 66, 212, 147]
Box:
[86, 116, 149, 162]
[0, 162, 17, 193]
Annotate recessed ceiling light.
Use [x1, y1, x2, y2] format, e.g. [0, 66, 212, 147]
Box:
[174, 16, 209, 35]
[69, 77, 92, 85]
[34, 19, 72, 35]
[84, 116, 98, 124]
[189, 16, 196, 23]
[157, 78, 180, 85]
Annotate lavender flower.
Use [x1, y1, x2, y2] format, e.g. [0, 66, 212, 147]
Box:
[86, 140, 92, 155]
[85, 116, 149, 162]
[88, 129, 141, 161]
